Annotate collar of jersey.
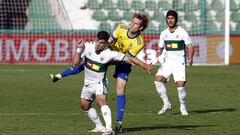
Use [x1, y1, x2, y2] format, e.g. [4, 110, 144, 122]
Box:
[127, 29, 140, 39]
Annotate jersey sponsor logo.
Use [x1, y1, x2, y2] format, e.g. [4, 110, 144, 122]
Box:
[166, 43, 179, 49]
[166, 44, 172, 48]
[172, 43, 178, 48]
[92, 64, 100, 71]
[85, 57, 107, 72]
[165, 40, 186, 51]
[86, 61, 100, 71]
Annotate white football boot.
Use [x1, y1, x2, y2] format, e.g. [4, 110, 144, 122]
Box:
[88, 126, 106, 133]
[102, 128, 113, 135]
[180, 105, 188, 116]
[158, 102, 172, 114]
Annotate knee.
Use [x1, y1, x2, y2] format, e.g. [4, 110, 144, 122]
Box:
[116, 83, 126, 95]
[155, 75, 165, 82]
[176, 81, 186, 87]
[96, 101, 106, 108]
[80, 101, 90, 111]
[117, 88, 125, 95]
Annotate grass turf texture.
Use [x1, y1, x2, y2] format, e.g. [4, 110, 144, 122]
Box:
[0, 64, 239, 135]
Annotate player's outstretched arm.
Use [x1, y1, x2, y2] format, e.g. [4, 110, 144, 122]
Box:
[124, 54, 154, 73]
[72, 39, 85, 67]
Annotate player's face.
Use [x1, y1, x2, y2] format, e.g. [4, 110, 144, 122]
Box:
[167, 15, 176, 28]
[129, 17, 142, 33]
[95, 39, 108, 51]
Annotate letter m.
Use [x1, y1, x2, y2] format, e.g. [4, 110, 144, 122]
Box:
[6, 39, 29, 61]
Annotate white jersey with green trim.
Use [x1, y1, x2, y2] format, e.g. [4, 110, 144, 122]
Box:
[81, 42, 125, 85]
[158, 26, 192, 63]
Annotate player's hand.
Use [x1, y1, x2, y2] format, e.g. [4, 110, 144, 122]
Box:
[188, 58, 193, 66]
[77, 39, 85, 48]
[145, 63, 154, 74]
[156, 49, 161, 57]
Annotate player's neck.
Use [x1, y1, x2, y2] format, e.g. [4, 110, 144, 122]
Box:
[169, 25, 178, 33]
[127, 31, 139, 39]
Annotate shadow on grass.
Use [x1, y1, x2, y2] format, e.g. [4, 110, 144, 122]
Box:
[189, 108, 236, 114]
[123, 124, 215, 134]
[171, 108, 236, 115]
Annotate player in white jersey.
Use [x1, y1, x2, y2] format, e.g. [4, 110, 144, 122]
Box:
[154, 10, 194, 116]
[72, 31, 153, 135]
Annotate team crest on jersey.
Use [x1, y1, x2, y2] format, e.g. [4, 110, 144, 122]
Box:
[88, 52, 92, 56]
[176, 35, 179, 39]
[129, 43, 132, 47]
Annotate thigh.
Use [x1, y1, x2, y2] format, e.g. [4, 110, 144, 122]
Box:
[156, 61, 172, 79]
[96, 95, 107, 107]
[80, 85, 96, 101]
[95, 81, 108, 96]
[113, 62, 132, 81]
[172, 61, 186, 82]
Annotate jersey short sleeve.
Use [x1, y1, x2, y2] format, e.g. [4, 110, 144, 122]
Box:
[182, 29, 192, 46]
[158, 31, 165, 49]
[80, 42, 93, 58]
[110, 50, 126, 61]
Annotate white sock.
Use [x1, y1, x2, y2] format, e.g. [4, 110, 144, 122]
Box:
[154, 81, 170, 105]
[86, 107, 103, 128]
[101, 105, 112, 130]
[177, 87, 186, 107]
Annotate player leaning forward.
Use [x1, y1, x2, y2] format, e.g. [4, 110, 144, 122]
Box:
[154, 10, 194, 116]
[73, 31, 153, 135]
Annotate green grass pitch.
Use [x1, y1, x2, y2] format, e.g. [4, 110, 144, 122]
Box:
[0, 64, 239, 135]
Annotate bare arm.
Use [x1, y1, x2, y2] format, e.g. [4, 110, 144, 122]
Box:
[108, 36, 115, 44]
[72, 53, 82, 67]
[123, 54, 154, 73]
[72, 39, 85, 67]
[187, 45, 194, 66]
[108, 36, 117, 47]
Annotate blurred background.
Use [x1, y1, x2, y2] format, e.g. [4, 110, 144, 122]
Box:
[0, 0, 239, 65]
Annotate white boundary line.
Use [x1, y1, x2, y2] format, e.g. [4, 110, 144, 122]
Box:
[0, 112, 155, 116]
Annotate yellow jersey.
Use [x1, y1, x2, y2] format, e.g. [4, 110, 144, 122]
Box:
[111, 24, 144, 57]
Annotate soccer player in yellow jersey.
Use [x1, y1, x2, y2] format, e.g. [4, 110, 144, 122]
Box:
[108, 13, 149, 134]
[49, 13, 149, 134]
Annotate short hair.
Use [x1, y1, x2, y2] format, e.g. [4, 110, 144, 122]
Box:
[133, 13, 149, 32]
[97, 31, 110, 41]
[166, 10, 178, 24]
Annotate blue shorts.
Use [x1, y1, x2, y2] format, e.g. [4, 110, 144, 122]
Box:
[113, 62, 132, 81]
